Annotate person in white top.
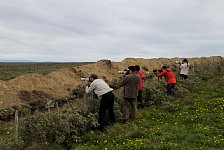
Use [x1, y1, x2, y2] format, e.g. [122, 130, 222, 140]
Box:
[85, 74, 115, 131]
[180, 59, 190, 79]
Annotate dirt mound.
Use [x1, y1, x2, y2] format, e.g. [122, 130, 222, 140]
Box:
[72, 59, 120, 81]
[0, 68, 83, 106]
[19, 90, 53, 102]
[0, 56, 223, 107]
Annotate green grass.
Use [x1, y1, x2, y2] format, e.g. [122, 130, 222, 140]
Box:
[72, 76, 224, 150]
[0, 62, 93, 80]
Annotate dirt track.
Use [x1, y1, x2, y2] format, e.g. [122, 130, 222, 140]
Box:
[0, 56, 222, 107]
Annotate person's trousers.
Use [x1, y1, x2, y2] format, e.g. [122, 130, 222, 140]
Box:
[180, 74, 188, 79]
[123, 98, 137, 122]
[99, 91, 115, 130]
[167, 83, 175, 95]
[137, 90, 144, 108]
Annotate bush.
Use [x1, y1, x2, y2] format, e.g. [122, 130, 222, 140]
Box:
[108, 79, 121, 89]
[0, 139, 25, 150]
[193, 61, 224, 80]
[71, 85, 85, 98]
[19, 107, 98, 147]
[161, 101, 179, 113]
[25, 143, 64, 150]
[142, 82, 167, 107]
[114, 96, 123, 122]
[0, 107, 15, 121]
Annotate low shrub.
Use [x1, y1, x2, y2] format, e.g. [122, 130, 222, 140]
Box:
[71, 85, 86, 98]
[142, 82, 167, 107]
[161, 101, 179, 113]
[19, 107, 98, 147]
[0, 139, 25, 150]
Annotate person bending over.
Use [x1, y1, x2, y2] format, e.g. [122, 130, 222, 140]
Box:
[85, 74, 115, 131]
[157, 66, 176, 95]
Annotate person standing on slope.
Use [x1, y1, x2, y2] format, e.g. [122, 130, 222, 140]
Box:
[135, 65, 144, 109]
[122, 66, 139, 122]
[180, 59, 190, 79]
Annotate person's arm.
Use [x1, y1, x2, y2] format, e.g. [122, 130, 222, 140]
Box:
[188, 63, 191, 69]
[85, 82, 96, 94]
[157, 70, 166, 77]
[121, 76, 128, 87]
[180, 64, 184, 69]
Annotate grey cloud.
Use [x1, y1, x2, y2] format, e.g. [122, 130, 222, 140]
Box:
[0, 0, 224, 62]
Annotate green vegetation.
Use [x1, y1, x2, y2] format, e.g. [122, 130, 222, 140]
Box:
[0, 62, 93, 80]
[69, 74, 224, 150]
[0, 60, 224, 149]
[0, 90, 82, 121]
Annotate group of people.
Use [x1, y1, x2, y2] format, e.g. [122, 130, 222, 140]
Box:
[84, 59, 190, 131]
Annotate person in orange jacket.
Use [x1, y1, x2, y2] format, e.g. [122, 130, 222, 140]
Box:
[157, 66, 176, 95]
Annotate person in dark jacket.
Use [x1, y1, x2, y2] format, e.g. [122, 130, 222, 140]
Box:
[122, 66, 139, 122]
[157, 66, 176, 95]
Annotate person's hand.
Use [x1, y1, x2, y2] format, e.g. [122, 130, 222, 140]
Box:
[85, 80, 91, 87]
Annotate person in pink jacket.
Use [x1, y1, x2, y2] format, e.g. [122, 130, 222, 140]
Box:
[135, 65, 144, 108]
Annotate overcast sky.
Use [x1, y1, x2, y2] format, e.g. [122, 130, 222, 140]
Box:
[0, 0, 224, 62]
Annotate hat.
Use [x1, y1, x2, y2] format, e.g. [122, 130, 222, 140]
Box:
[89, 74, 98, 79]
[128, 66, 135, 71]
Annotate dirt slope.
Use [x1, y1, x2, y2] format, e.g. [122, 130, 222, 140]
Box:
[0, 56, 223, 107]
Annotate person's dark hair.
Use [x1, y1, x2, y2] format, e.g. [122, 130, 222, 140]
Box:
[182, 59, 189, 66]
[162, 66, 168, 69]
[89, 74, 98, 79]
[135, 65, 140, 71]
